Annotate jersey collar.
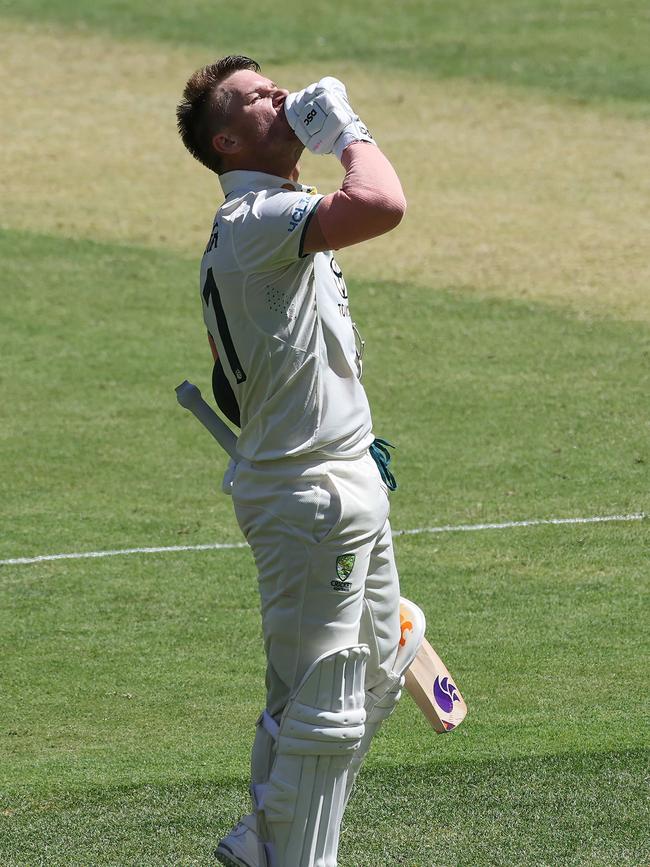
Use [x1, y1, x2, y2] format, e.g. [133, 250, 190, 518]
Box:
[219, 170, 316, 198]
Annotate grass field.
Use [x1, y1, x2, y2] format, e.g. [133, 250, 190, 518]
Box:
[1, 1, 649, 865]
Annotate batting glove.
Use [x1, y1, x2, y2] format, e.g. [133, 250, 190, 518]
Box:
[284, 77, 374, 160]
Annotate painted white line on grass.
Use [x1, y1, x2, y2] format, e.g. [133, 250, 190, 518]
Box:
[1, 542, 248, 566]
[0, 512, 645, 567]
[393, 512, 647, 536]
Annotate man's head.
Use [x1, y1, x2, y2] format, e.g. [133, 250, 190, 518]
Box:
[176, 55, 303, 178]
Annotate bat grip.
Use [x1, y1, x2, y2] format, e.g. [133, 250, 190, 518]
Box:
[175, 380, 239, 460]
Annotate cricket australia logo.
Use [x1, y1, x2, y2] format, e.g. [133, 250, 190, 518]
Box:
[331, 554, 355, 592]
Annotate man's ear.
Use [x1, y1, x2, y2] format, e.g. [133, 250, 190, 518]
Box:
[213, 131, 242, 155]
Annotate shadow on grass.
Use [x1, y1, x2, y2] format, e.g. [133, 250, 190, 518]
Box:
[1, 748, 647, 866]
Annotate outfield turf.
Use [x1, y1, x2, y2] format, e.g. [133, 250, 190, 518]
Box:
[1, 1, 649, 864]
[3, 0, 650, 105]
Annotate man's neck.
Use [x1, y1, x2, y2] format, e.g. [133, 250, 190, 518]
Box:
[221, 148, 302, 182]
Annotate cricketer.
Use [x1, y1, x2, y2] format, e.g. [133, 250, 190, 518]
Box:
[176, 55, 408, 867]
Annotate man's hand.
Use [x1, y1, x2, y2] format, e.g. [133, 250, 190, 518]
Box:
[284, 77, 374, 159]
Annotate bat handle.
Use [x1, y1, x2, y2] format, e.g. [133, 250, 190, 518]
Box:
[175, 380, 202, 410]
[175, 379, 240, 461]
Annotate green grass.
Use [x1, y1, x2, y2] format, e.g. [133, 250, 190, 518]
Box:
[1, 228, 649, 864]
[2, 0, 650, 106]
[2, 752, 648, 865]
[1, 229, 648, 559]
[363, 282, 650, 528]
[0, 230, 238, 557]
[1, 527, 648, 864]
[2, 0, 649, 859]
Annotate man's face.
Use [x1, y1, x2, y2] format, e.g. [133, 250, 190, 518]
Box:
[216, 69, 298, 157]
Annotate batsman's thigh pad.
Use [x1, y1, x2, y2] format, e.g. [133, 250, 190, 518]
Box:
[364, 596, 426, 723]
[396, 597, 427, 676]
[345, 598, 426, 806]
[258, 643, 368, 867]
[360, 518, 401, 693]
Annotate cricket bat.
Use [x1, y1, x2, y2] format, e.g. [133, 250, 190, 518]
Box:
[399, 597, 468, 733]
[175, 380, 239, 460]
[175, 381, 468, 733]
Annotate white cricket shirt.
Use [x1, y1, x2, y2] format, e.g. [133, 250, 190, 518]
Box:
[200, 170, 374, 462]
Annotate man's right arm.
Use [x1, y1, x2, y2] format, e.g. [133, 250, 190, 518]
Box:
[284, 78, 406, 254]
[302, 141, 406, 254]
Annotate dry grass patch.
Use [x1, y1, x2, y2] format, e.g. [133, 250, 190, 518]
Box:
[1, 22, 649, 320]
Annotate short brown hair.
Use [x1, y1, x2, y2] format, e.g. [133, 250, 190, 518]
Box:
[176, 55, 260, 174]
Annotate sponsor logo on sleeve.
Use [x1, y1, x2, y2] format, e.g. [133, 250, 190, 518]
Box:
[288, 196, 311, 233]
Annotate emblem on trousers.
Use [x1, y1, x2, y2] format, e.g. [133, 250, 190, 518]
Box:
[332, 554, 355, 592]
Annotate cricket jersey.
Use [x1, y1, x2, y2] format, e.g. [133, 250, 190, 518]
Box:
[200, 170, 374, 462]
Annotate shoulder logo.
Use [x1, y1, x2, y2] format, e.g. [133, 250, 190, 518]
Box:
[288, 195, 311, 233]
[331, 554, 355, 592]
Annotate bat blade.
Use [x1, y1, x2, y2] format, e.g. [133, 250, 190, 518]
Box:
[400, 599, 467, 733]
[404, 637, 468, 733]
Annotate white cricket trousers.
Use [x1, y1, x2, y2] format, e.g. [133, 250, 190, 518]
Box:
[232, 450, 401, 716]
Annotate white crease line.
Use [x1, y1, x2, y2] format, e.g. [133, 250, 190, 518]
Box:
[0, 512, 645, 567]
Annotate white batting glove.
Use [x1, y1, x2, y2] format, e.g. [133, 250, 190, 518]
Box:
[284, 77, 374, 160]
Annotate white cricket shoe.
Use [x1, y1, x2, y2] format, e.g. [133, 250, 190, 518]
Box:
[215, 813, 262, 867]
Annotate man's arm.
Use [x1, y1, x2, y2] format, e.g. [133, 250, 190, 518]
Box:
[284, 78, 406, 254]
[302, 141, 406, 254]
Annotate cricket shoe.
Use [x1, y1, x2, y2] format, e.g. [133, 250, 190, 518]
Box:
[215, 813, 263, 867]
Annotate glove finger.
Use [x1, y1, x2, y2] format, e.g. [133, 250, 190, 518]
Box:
[299, 99, 329, 135]
[285, 106, 312, 145]
[284, 81, 321, 117]
[308, 103, 355, 154]
[288, 90, 348, 143]
[284, 83, 323, 140]
[317, 76, 348, 101]
[313, 90, 355, 126]
[282, 94, 301, 131]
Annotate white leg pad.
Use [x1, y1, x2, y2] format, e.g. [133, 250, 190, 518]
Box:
[257, 644, 369, 867]
[345, 598, 426, 805]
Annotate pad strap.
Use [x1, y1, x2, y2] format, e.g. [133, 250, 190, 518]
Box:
[261, 709, 280, 741]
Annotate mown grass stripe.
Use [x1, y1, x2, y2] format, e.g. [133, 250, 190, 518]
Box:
[3, 2, 650, 105]
[3, 29, 649, 319]
[1, 512, 645, 566]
